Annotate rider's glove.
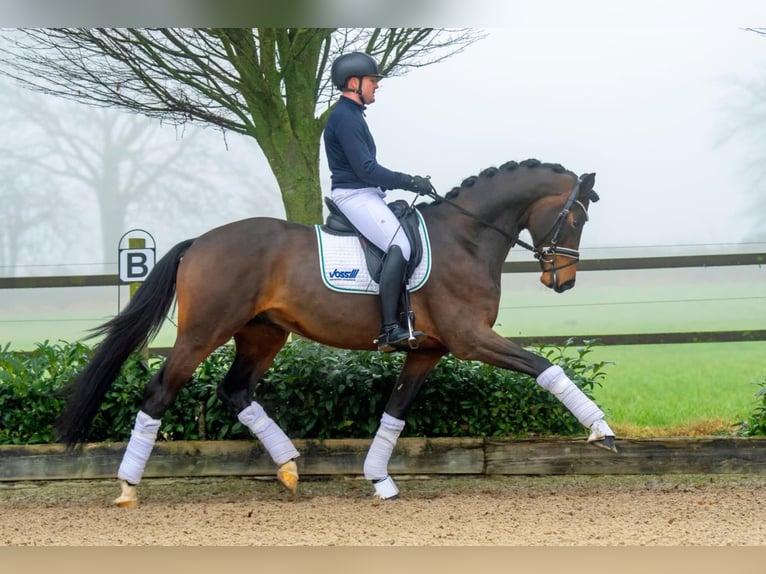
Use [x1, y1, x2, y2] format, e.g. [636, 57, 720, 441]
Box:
[405, 175, 433, 196]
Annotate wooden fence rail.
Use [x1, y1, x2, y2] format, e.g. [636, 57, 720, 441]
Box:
[2, 252, 764, 289]
[2, 252, 764, 345]
[2, 437, 766, 482]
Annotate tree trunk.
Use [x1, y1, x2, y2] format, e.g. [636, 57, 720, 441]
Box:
[264, 132, 324, 225]
[221, 28, 331, 225]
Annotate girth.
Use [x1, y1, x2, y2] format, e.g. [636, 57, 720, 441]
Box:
[321, 197, 424, 283]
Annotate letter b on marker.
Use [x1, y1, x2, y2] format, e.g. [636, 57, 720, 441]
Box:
[119, 249, 155, 282]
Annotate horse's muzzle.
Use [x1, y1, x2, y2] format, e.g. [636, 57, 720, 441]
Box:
[540, 273, 576, 292]
[539, 264, 577, 293]
[538, 252, 579, 293]
[553, 278, 575, 293]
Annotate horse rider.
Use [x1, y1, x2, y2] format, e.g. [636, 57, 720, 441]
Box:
[323, 51, 432, 352]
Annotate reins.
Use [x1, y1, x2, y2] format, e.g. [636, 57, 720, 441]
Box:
[416, 180, 519, 245]
[417, 176, 584, 270]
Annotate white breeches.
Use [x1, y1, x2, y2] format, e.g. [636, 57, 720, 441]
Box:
[330, 187, 412, 261]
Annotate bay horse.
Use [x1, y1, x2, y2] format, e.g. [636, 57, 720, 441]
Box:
[55, 158, 616, 506]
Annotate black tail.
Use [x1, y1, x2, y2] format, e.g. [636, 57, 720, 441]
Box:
[55, 238, 196, 446]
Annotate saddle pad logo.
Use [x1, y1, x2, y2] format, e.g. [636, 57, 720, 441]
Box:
[328, 268, 360, 280]
[315, 212, 431, 295]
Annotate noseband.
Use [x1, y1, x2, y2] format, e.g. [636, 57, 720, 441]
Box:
[421, 177, 587, 274]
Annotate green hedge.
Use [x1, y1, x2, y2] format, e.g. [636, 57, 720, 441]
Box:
[0, 339, 614, 445]
[739, 376, 766, 437]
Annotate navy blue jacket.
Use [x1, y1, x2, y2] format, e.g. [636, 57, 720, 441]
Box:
[324, 96, 410, 191]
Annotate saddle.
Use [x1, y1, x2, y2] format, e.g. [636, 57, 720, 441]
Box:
[322, 197, 424, 283]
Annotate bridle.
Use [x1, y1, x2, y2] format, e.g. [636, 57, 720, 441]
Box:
[419, 176, 588, 274]
[526, 177, 587, 273]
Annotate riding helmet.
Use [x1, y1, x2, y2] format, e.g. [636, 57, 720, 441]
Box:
[331, 52, 384, 89]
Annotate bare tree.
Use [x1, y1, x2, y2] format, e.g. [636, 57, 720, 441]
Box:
[721, 27, 766, 241]
[0, 79, 257, 265]
[0, 28, 485, 224]
[0, 84, 76, 272]
[0, 159, 72, 274]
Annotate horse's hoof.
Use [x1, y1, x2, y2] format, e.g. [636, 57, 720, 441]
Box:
[277, 460, 299, 501]
[376, 493, 400, 500]
[587, 419, 618, 453]
[590, 435, 618, 453]
[113, 479, 138, 507]
[372, 476, 400, 500]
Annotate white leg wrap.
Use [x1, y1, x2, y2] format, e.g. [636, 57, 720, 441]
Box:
[363, 412, 405, 481]
[238, 402, 299, 466]
[536, 365, 605, 429]
[117, 410, 161, 485]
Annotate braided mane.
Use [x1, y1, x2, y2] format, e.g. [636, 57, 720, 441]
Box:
[443, 158, 575, 201]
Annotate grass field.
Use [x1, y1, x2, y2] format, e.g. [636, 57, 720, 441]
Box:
[494, 266, 765, 337]
[588, 341, 765, 437]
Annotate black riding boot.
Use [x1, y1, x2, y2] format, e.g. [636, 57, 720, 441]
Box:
[375, 245, 425, 352]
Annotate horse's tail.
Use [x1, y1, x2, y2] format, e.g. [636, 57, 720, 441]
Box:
[55, 238, 196, 446]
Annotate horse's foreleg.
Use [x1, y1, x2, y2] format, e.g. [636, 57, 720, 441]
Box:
[455, 332, 617, 452]
[364, 351, 443, 500]
[537, 364, 616, 451]
[217, 323, 299, 499]
[364, 412, 405, 500]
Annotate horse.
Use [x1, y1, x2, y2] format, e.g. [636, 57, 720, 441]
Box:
[55, 158, 616, 506]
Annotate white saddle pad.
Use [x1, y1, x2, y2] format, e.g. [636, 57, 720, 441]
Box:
[315, 211, 432, 294]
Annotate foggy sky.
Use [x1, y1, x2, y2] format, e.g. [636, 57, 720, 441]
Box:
[356, 5, 766, 251]
[2, 2, 766, 278]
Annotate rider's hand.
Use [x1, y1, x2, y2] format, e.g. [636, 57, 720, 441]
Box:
[407, 175, 433, 196]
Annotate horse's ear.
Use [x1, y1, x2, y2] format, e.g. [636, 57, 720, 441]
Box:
[580, 172, 599, 202]
[580, 172, 596, 189]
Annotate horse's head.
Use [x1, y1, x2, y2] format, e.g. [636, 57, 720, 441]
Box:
[526, 172, 599, 293]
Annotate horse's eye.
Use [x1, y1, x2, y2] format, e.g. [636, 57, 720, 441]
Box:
[569, 214, 583, 229]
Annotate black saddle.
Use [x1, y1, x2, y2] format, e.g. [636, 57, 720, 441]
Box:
[322, 197, 424, 283]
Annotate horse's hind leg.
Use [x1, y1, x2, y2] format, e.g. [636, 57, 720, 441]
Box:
[113, 337, 227, 507]
[216, 320, 299, 499]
